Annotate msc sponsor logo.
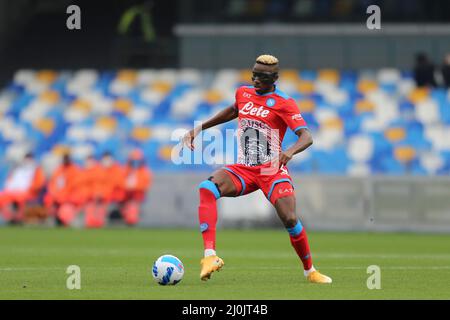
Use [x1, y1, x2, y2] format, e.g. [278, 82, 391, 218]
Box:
[291, 114, 303, 121]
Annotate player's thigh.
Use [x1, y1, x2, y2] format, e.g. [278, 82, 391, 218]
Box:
[207, 169, 238, 197]
[273, 194, 297, 228]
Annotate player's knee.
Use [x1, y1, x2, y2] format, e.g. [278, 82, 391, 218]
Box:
[286, 219, 303, 236]
[284, 216, 298, 229]
[198, 179, 221, 200]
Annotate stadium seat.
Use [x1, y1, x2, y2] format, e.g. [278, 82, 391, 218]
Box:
[1, 68, 449, 176]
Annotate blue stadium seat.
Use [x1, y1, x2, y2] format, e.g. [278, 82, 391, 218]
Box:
[0, 68, 449, 176]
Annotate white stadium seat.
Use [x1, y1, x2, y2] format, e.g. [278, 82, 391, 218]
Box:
[348, 135, 374, 162]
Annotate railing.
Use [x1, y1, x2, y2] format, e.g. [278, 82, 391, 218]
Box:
[141, 173, 450, 232]
[175, 23, 450, 69]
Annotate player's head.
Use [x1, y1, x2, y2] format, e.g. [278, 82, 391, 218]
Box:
[101, 151, 114, 167]
[23, 152, 35, 166]
[85, 155, 96, 168]
[62, 153, 72, 166]
[252, 54, 279, 94]
[128, 149, 145, 168]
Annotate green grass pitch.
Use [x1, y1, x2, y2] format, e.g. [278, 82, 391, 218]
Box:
[0, 227, 449, 299]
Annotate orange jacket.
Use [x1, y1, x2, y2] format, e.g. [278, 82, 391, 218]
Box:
[29, 166, 46, 198]
[98, 163, 126, 201]
[124, 166, 152, 193]
[3, 164, 46, 198]
[47, 164, 81, 199]
[79, 162, 105, 201]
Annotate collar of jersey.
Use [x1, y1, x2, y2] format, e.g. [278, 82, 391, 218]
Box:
[247, 85, 276, 96]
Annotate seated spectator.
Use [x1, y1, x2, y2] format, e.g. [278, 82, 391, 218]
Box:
[84, 152, 125, 228]
[442, 53, 450, 88]
[413, 53, 437, 88]
[44, 153, 83, 226]
[120, 149, 152, 225]
[80, 155, 105, 228]
[0, 152, 45, 224]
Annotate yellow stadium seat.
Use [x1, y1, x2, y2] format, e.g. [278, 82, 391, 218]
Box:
[318, 69, 340, 84]
[357, 80, 378, 94]
[36, 70, 58, 83]
[385, 127, 406, 142]
[394, 146, 416, 163]
[297, 99, 316, 113]
[114, 98, 133, 115]
[323, 118, 343, 130]
[34, 118, 55, 136]
[117, 69, 137, 84]
[297, 80, 315, 95]
[158, 145, 173, 161]
[408, 88, 429, 104]
[280, 70, 299, 81]
[151, 81, 172, 94]
[238, 69, 253, 84]
[96, 117, 117, 131]
[52, 145, 70, 156]
[131, 127, 152, 141]
[204, 90, 223, 104]
[39, 90, 60, 105]
[72, 99, 91, 113]
[355, 99, 375, 113]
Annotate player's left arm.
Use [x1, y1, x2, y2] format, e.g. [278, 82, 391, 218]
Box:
[279, 128, 313, 166]
[278, 99, 313, 166]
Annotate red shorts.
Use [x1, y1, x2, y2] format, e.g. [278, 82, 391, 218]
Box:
[222, 162, 295, 205]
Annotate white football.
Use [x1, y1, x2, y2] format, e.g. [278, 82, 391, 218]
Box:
[152, 254, 184, 285]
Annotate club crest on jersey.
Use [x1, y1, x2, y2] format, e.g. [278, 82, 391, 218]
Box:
[266, 98, 276, 107]
[240, 101, 270, 118]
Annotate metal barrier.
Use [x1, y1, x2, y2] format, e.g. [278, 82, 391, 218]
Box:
[141, 173, 450, 232]
[175, 24, 450, 69]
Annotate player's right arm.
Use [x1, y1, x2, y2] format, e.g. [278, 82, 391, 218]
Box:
[182, 105, 238, 150]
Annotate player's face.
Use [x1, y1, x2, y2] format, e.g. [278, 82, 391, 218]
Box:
[251, 63, 278, 94]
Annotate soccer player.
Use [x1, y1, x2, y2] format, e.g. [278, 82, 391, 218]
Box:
[182, 54, 332, 284]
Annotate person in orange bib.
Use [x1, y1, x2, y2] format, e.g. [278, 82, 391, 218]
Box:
[84, 152, 125, 228]
[0, 152, 46, 223]
[80, 155, 106, 228]
[44, 153, 83, 226]
[120, 149, 152, 225]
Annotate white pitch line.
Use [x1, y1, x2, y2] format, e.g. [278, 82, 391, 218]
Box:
[221, 266, 450, 270]
[1, 265, 450, 272]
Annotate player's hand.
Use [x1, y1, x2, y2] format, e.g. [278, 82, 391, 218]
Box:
[182, 128, 200, 151]
[278, 150, 294, 167]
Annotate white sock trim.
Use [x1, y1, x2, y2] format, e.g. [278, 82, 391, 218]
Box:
[204, 249, 216, 257]
[304, 265, 316, 277]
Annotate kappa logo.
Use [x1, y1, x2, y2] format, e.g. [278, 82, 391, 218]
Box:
[292, 114, 303, 121]
[240, 101, 270, 118]
[243, 92, 252, 98]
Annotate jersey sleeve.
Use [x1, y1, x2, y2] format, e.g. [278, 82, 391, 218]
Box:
[282, 99, 308, 133]
[233, 86, 243, 110]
